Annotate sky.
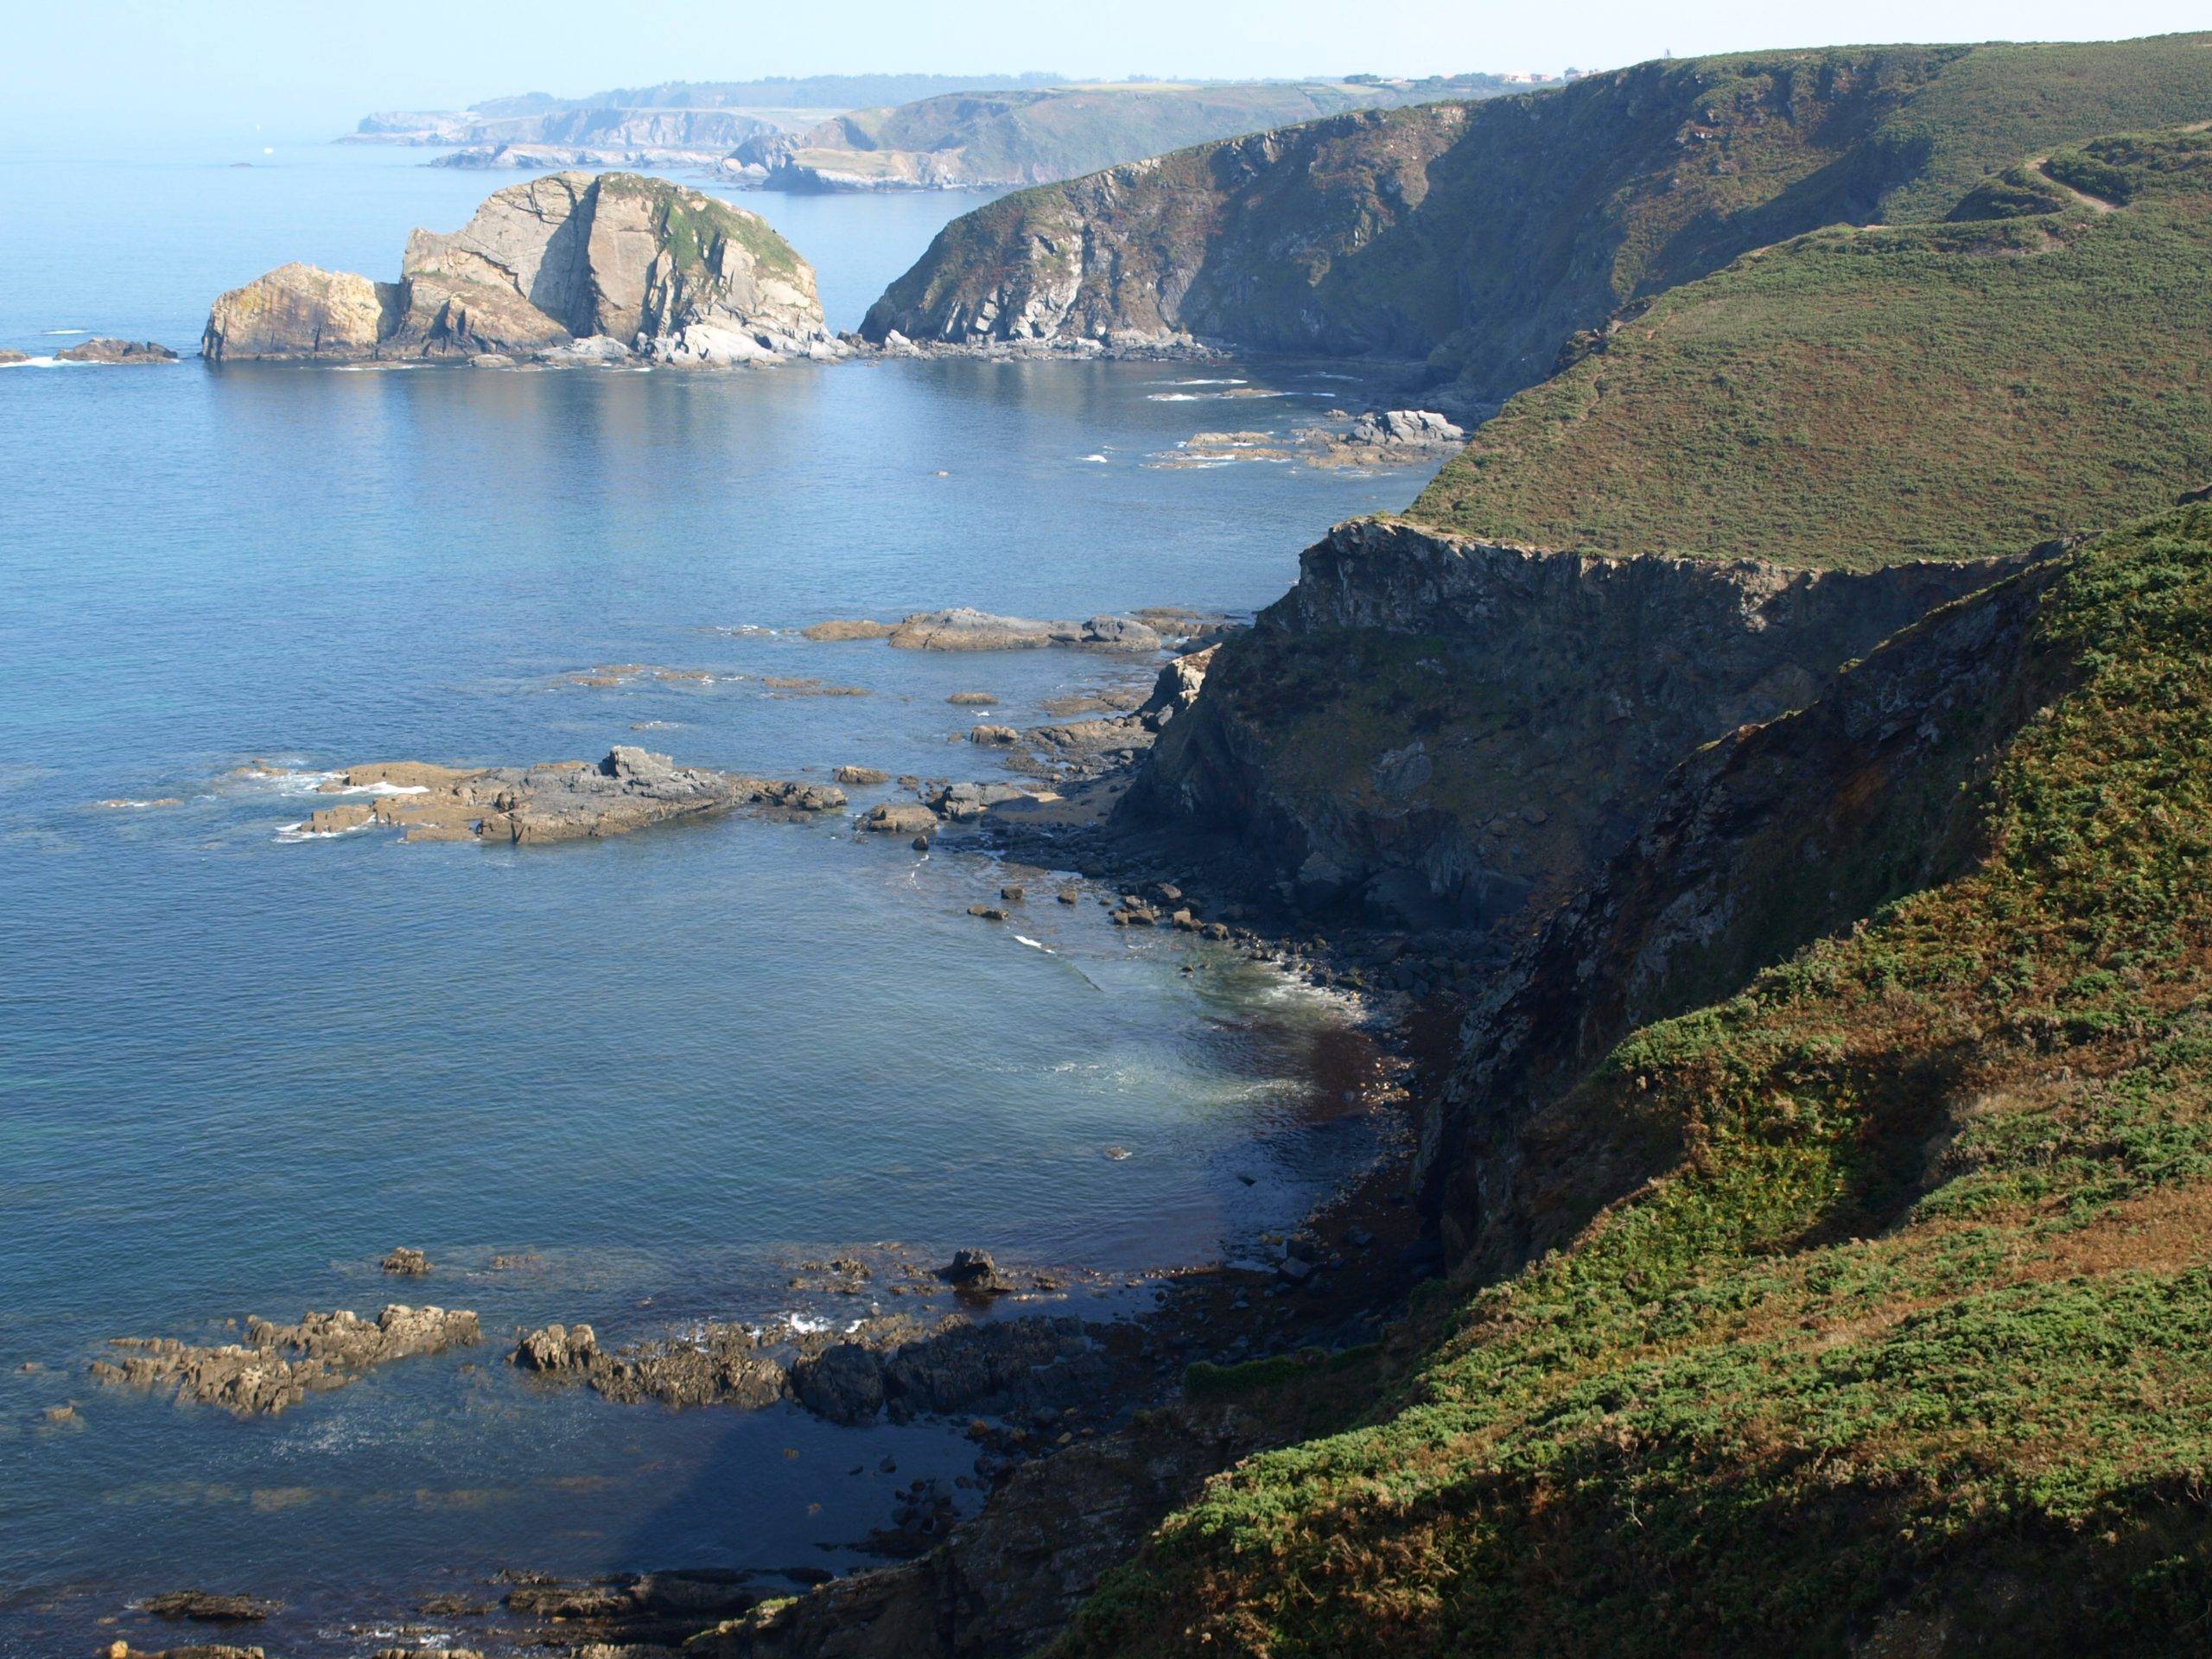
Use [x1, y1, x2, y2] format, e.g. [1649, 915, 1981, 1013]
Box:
[3, 0, 2207, 142]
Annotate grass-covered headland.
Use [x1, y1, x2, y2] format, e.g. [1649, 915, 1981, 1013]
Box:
[1060, 504, 2212, 1653]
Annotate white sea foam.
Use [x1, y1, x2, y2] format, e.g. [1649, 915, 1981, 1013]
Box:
[1147, 377, 1247, 386]
[41, 328, 88, 336]
[1077, 454, 1109, 463]
[1014, 935, 1048, 950]
[1145, 390, 1289, 403]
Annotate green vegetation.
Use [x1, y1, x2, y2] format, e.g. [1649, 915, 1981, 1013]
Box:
[868, 35, 2212, 403]
[595, 173, 804, 281]
[1407, 128, 2212, 570]
[759, 78, 1540, 189]
[1060, 503, 2212, 1656]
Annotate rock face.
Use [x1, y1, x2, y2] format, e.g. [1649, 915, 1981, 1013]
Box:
[294, 747, 842, 844]
[861, 38, 2212, 400]
[200, 264, 402, 362]
[1421, 557, 2069, 1274]
[91, 1305, 480, 1417]
[203, 174, 836, 365]
[1126, 518, 2039, 933]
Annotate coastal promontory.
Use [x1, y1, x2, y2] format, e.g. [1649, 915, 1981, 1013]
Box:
[202, 172, 841, 365]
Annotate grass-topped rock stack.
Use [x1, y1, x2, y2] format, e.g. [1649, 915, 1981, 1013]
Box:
[204, 172, 841, 365]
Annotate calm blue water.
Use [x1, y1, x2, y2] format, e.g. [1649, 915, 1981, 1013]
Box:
[0, 142, 1424, 1653]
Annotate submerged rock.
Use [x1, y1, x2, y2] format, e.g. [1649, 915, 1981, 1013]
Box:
[143, 1591, 278, 1624]
[92, 1305, 480, 1417]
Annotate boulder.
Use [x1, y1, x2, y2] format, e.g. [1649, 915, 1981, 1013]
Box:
[379, 1247, 430, 1275]
[834, 766, 892, 785]
[939, 1249, 1014, 1294]
[860, 801, 939, 836]
[1344, 408, 1466, 447]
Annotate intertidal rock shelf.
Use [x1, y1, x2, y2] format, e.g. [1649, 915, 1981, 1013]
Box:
[91, 1305, 481, 1417]
[289, 747, 844, 844]
[802, 606, 1224, 654]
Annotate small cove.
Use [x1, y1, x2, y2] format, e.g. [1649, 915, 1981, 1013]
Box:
[0, 140, 1433, 1655]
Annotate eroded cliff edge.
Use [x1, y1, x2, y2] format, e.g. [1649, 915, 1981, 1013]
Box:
[860, 35, 2212, 404]
[203, 172, 840, 365]
[1123, 517, 2040, 941]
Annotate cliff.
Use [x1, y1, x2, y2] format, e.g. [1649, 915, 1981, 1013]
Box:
[1059, 499, 2212, 1655]
[861, 35, 2212, 404]
[1124, 124, 2212, 931]
[202, 173, 836, 365]
[1129, 519, 2035, 935]
[721, 78, 1545, 193]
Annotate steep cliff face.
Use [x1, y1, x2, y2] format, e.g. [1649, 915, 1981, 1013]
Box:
[862, 35, 2212, 403]
[1421, 556, 2071, 1271]
[203, 174, 835, 365]
[1130, 518, 2037, 934]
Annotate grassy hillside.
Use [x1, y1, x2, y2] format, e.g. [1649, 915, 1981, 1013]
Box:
[1061, 500, 2212, 1656]
[864, 35, 2212, 402]
[1407, 127, 2212, 570]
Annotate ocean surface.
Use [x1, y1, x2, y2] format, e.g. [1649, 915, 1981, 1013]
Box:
[0, 139, 1427, 1654]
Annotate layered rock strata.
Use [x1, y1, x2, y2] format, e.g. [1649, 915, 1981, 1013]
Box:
[203, 174, 836, 365]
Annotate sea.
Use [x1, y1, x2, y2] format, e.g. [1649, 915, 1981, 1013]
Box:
[0, 136, 1428, 1654]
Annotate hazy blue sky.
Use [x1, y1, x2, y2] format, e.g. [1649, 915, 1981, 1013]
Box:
[3, 0, 2207, 142]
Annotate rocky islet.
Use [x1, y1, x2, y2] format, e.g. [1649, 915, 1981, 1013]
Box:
[202, 172, 842, 365]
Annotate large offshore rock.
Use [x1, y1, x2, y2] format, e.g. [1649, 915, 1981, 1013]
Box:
[200, 264, 404, 361]
[201, 174, 835, 365]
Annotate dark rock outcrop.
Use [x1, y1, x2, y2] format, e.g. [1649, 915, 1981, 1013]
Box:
[1419, 557, 2070, 1272]
[1126, 518, 2039, 935]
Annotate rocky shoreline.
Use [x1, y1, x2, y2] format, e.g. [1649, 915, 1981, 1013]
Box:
[73, 600, 1463, 1659]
